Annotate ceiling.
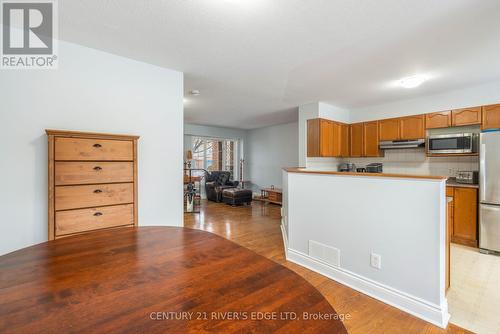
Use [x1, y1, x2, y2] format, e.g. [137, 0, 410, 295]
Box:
[59, 0, 500, 129]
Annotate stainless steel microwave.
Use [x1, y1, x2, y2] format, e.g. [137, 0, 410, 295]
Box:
[427, 133, 479, 154]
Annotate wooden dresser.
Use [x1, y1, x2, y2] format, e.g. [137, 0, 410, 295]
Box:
[46, 130, 139, 240]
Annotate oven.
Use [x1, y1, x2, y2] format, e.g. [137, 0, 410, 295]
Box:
[427, 133, 478, 154]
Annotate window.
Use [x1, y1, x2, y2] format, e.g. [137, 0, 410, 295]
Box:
[191, 137, 238, 178]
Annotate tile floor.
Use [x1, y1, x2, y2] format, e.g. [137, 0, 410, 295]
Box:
[448, 244, 500, 334]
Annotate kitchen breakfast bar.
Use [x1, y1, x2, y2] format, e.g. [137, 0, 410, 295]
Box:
[281, 168, 450, 328]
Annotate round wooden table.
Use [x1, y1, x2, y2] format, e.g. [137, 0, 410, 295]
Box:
[0, 227, 347, 333]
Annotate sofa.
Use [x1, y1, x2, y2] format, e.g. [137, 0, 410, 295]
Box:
[205, 171, 239, 202]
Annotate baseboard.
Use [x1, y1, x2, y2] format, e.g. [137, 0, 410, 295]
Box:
[286, 248, 450, 328]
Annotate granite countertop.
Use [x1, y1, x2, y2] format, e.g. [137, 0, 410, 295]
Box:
[446, 177, 479, 189]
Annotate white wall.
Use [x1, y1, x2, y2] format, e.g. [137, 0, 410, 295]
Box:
[0, 40, 184, 255]
[284, 171, 448, 327]
[318, 102, 350, 123]
[247, 122, 298, 190]
[350, 80, 500, 122]
[298, 103, 319, 166]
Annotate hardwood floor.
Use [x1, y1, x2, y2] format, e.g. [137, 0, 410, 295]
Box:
[184, 200, 472, 334]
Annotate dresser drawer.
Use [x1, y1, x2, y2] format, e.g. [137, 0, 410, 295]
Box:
[55, 204, 134, 236]
[55, 162, 133, 185]
[55, 137, 133, 161]
[55, 183, 134, 210]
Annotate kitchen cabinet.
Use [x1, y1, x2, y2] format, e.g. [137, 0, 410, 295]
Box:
[400, 115, 425, 140]
[379, 118, 400, 141]
[307, 118, 343, 157]
[452, 107, 482, 126]
[379, 115, 425, 141]
[320, 119, 335, 157]
[426, 111, 452, 129]
[482, 104, 500, 130]
[451, 187, 478, 247]
[363, 121, 380, 157]
[307, 119, 321, 157]
[350, 123, 364, 157]
[340, 123, 350, 157]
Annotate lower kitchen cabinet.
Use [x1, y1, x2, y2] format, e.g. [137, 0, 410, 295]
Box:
[448, 187, 478, 247]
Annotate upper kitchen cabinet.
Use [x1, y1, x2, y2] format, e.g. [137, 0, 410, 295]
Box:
[379, 115, 425, 141]
[426, 111, 452, 129]
[451, 107, 482, 126]
[307, 119, 321, 157]
[400, 115, 425, 140]
[320, 119, 335, 157]
[482, 104, 500, 130]
[340, 123, 350, 157]
[350, 123, 364, 157]
[379, 118, 400, 141]
[307, 118, 342, 157]
[363, 121, 381, 157]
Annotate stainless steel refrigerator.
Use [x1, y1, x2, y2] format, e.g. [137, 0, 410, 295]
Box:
[479, 130, 500, 254]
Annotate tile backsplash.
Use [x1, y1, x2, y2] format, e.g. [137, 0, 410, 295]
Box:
[307, 148, 479, 177]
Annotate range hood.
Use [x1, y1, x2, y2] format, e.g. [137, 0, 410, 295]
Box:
[379, 139, 425, 149]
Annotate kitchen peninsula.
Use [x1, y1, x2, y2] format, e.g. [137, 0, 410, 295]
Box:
[281, 168, 450, 328]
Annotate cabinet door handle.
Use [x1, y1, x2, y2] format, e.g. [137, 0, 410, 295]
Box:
[93, 143, 102, 148]
[94, 189, 102, 194]
[94, 212, 103, 217]
[93, 166, 102, 171]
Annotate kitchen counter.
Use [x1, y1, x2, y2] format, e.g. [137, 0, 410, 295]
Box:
[446, 178, 479, 189]
[284, 167, 447, 180]
[281, 168, 449, 326]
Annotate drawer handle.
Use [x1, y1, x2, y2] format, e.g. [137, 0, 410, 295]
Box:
[94, 212, 103, 217]
[94, 189, 102, 194]
[93, 166, 102, 171]
[93, 143, 102, 148]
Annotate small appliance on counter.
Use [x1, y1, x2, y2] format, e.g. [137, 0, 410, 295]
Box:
[456, 171, 479, 184]
[366, 163, 383, 173]
[338, 163, 356, 172]
[356, 167, 366, 173]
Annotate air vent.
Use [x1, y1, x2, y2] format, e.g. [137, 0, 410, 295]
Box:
[308, 240, 340, 267]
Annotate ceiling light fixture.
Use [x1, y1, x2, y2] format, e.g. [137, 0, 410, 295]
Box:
[398, 75, 428, 88]
[190, 90, 200, 96]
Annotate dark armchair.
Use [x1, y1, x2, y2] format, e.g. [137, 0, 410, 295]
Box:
[205, 171, 239, 202]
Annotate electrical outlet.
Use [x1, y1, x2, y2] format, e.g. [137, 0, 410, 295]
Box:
[370, 252, 381, 269]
